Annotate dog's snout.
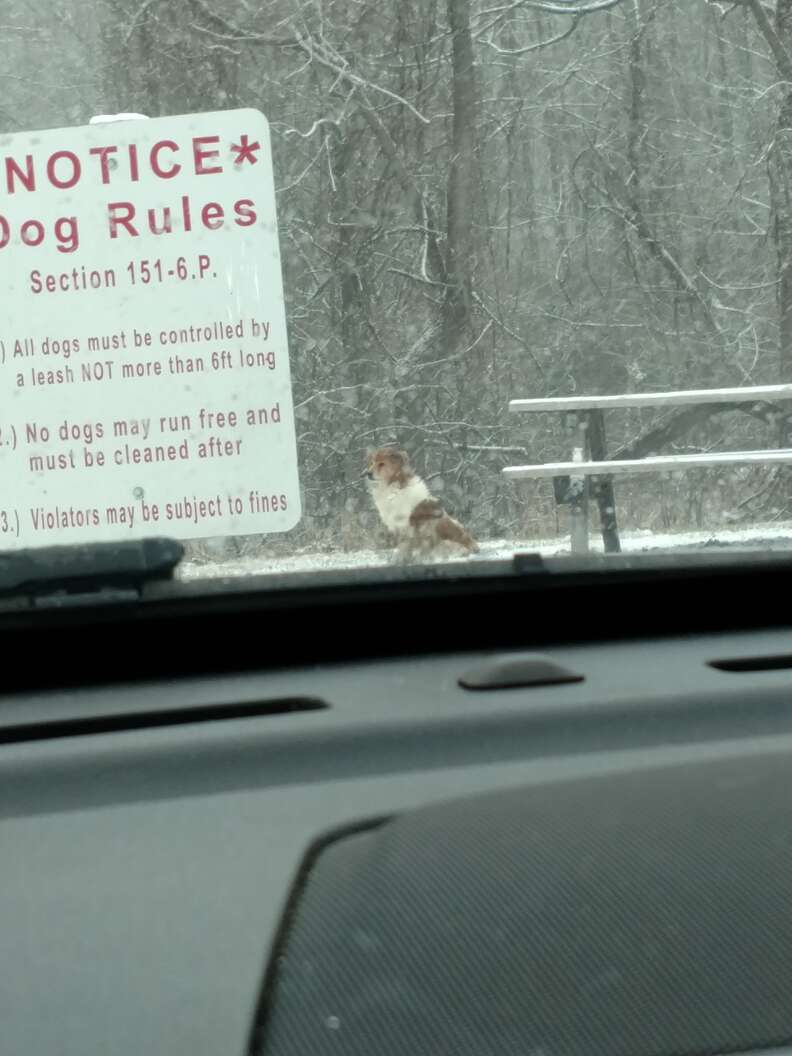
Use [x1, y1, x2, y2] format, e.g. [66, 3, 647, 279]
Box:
[364, 469, 374, 480]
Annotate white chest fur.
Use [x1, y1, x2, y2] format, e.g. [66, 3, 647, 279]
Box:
[368, 475, 430, 533]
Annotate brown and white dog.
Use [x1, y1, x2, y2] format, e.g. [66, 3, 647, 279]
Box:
[365, 447, 479, 559]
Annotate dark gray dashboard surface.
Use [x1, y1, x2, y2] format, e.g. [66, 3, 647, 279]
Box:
[2, 628, 792, 1056]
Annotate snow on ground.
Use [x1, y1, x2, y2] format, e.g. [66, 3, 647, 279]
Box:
[179, 520, 792, 581]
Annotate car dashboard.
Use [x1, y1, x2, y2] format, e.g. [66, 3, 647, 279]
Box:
[2, 554, 792, 1056]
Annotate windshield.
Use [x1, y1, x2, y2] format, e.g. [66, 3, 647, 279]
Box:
[2, 0, 790, 584]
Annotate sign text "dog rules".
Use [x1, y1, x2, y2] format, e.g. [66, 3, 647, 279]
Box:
[0, 108, 300, 548]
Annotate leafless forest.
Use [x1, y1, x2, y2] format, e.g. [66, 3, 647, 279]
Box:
[4, 0, 792, 552]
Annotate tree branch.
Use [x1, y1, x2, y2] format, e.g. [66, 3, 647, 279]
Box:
[189, 0, 294, 46]
[477, 0, 622, 19]
[613, 402, 791, 462]
[739, 0, 792, 82]
[358, 107, 447, 283]
[123, 0, 159, 46]
[291, 30, 431, 125]
[481, 14, 580, 53]
[584, 149, 720, 330]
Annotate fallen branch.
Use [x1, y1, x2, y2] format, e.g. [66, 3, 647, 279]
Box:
[612, 401, 791, 462]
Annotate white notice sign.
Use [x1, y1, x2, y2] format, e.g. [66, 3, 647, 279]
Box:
[0, 108, 300, 549]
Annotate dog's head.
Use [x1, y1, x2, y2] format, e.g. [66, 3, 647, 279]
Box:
[365, 447, 411, 486]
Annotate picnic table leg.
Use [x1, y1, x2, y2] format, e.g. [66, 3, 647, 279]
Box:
[586, 409, 621, 553]
[566, 413, 589, 555]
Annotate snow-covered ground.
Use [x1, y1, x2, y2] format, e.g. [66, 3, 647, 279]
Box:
[179, 520, 792, 581]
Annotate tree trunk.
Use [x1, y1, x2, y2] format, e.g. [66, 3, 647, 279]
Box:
[774, 0, 792, 410]
[444, 0, 477, 354]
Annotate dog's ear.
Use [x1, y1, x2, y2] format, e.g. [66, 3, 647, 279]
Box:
[395, 449, 411, 465]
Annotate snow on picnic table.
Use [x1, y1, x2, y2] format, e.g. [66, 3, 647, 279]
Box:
[179, 521, 792, 581]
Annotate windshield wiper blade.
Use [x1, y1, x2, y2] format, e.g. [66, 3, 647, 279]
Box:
[0, 538, 184, 604]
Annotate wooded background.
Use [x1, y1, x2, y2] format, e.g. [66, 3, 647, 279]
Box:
[4, 0, 792, 552]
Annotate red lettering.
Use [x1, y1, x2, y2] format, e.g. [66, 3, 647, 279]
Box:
[5, 155, 34, 193]
[47, 150, 81, 190]
[129, 144, 140, 182]
[107, 201, 138, 238]
[0, 215, 9, 248]
[201, 202, 224, 230]
[148, 207, 173, 235]
[193, 135, 222, 175]
[150, 140, 180, 179]
[234, 199, 256, 227]
[21, 220, 44, 246]
[55, 217, 79, 253]
[89, 145, 117, 184]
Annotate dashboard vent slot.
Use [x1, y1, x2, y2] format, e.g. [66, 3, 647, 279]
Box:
[0, 697, 326, 745]
[710, 655, 792, 673]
